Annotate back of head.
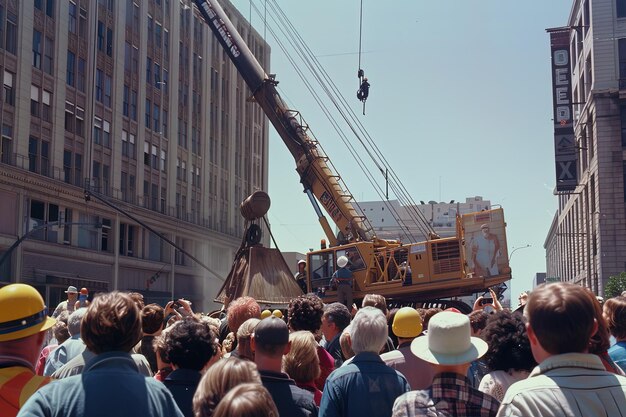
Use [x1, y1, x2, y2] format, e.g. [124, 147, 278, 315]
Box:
[227, 296, 261, 334]
[142, 303, 165, 334]
[128, 292, 145, 310]
[253, 316, 289, 357]
[282, 331, 320, 383]
[605, 296, 626, 340]
[468, 310, 489, 335]
[287, 294, 324, 332]
[339, 325, 354, 359]
[482, 311, 536, 372]
[163, 317, 218, 370]
[67, 308, 88, 337]
[211, 383, 279, 417]
[81, 291, 142, 354]
[351, 306, 388, 354]
[362, 294, 388, 316]
[52, 321, 70, 345]
[526, 283, 596, 355]
[193, 357, 261, 417]
[0, 283, 55, 343]
[323, 302, 351, 332]
[422, 308, 442, 331]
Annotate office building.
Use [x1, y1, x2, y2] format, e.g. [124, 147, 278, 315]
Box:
[544, 0, 626, 295]
[0, 0, 269, 311]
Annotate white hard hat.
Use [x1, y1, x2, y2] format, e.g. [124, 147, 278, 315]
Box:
[337, 256, 349, 268]
[297, 259, 306, 265]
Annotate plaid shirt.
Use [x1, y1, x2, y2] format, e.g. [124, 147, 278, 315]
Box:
[392, 372, 500, 417]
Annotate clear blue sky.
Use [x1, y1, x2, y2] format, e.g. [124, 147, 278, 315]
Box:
[230, 0, 573, 299]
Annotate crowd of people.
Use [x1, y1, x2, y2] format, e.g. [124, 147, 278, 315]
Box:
[2, 281, 626, 417]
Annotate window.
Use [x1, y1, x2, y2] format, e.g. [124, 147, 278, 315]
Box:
[145, 99, 151, 128]
[144, 142, 150, 166]
[151, 145, 158, 168]
[45, 0, 55, 17]
[122, 130, 129, 157]
[69, 2, 77, 33]
[160, 149, 166, 171]
[148, 231, 163, 261]
[5, 11, 17, 55]
[153, 104, 160, 132]
[124, 42, 131, 72]
[75, 153, 82, 186]
[77, 213, 98, 250]
[102, 120, 110, 148]
[106, 28, 113, 56]
[79, 7, 87, 37]
[3, 70, 14, 105]
[67, 51, 75, 86]
[123, 85, 130, 116]
[130, 89, 138, 121]
[101, 219, 111, 252]
[43, 37, 53, 75]
[1, 124, 12, 165]
[95, 69, 103, 102]
[33, 30, 42, 69]
[77, 58, 86, 92]
[619, 39, 626, 89]
[42, 90, 51, 122]
[30, 85, 40, 117]
[119, 223, 135, 256]
[104, 74, 112, 107]
[63, 150, 72, 183]
[28, 137, 50, 176]
[28, 200, 59, 242]
[146, 57, 152, 84]
[97, 21, 105, 52]
[75, 106, 85, 137]
[619, 0, 626, 18]
[93, 117, 102, 145]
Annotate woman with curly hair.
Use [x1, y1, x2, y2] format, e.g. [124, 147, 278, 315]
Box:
[287, 294, 334, 390]
[478, 311, 536, 401]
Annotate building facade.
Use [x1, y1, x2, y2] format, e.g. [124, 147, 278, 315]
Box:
[544, 0, 626, 296]
[0, 0, 269, 311]
[357, 196, 491, 242]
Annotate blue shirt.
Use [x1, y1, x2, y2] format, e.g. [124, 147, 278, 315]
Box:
[320, 352, 410, 417]
[608, 341, 626, 372]
[332, 267, 353, 285]
[17, 351, 184, 417]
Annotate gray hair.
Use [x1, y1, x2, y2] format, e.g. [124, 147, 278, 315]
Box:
[350, 306, 388, 354]
[67, 308, 88, 336]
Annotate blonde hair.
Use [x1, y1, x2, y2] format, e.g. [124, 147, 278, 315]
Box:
[281, 330, 320, 383]
[211, 383, 278, 417]
[193, 357, 261, 417]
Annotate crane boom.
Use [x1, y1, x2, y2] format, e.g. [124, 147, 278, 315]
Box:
[193, 0, 374, 245]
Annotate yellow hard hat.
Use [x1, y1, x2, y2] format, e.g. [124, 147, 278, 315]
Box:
[272, 309, 283, 319]
[260, 309, 272, 319]
[392, 307, 422, 338]
[0, 284, 56, 342]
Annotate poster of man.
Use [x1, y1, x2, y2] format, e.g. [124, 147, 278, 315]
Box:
[469, 223, 500, 277]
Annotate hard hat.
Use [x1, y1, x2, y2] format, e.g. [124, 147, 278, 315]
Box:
[297, 260, 306, 265]
[260, 309, 272, 319]
[0, 283, 56, 342]
[337, 256, 349, 268]
[272, 309, 283, 319]
[80, 287, 88, 295]
[392, 307, 422, 338]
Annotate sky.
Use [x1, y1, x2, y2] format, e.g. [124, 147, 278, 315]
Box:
[229, 0, 573, 300]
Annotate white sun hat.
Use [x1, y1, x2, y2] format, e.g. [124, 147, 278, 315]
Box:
[410, 311, 488, 365]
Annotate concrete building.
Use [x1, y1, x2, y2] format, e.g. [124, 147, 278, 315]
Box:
[357, 196, 491, 242]
[544, 0, 626, 296]
[0, 0, 269, 311]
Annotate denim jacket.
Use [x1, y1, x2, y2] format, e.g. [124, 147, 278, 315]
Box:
[320, 351, 410, 417]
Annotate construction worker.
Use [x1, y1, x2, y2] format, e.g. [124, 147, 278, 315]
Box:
[294, 259, 307, 293]
[0, 283, 56, 417]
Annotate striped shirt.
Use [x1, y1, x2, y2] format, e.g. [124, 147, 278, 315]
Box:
[392, 372, 500, 417]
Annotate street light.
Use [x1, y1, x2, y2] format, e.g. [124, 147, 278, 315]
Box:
[509, 244, 531, 262]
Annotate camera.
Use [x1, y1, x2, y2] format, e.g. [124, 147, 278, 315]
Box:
[480, 297, 493, 305]
[171, 301, 182, 309]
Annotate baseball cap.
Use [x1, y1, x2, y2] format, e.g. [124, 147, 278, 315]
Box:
[253, 316, 289, 345]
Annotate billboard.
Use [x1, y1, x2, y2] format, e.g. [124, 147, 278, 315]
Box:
[549, 29, 578, 192]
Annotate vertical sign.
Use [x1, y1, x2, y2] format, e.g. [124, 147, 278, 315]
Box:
[549, 29, 577, 192]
